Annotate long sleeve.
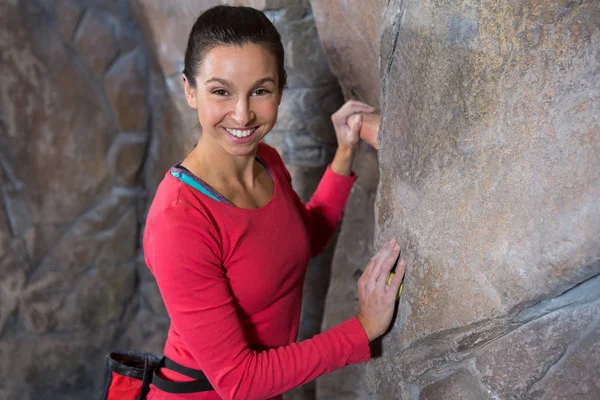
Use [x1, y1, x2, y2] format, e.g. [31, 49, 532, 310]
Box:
[284, 164, 358, 257]
[145, 206, 370, 400]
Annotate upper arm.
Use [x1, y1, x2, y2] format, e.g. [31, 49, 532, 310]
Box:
[146, 207, 253, 394]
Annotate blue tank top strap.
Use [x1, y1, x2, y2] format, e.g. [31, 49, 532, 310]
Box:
[169, 155, 272, 205]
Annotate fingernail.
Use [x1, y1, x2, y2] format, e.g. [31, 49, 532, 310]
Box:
[394, 244, 400, 251]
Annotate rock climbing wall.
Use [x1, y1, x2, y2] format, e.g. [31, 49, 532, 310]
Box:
[313, 0, 600, 398]
[0, 1, 160, 398]
[375, 0, 600, 398]
[312, 0, 600, 398]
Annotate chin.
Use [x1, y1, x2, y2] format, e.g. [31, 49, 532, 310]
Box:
[221, 139, 263, 157]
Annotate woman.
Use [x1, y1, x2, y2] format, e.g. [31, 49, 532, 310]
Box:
[143, 5, 405, 400]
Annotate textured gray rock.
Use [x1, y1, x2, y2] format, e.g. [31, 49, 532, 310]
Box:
[53, 0, 84, 43]
[0, 0, 152, 398]
[310, 0, 386, 109]
[317, 149, 379, 400]
[308, 1, 387, 398]
[104, 49, 148, 132]
[368, 0, 600, 398]
[73, 9, 120, 77]
[107, 132, 148, 185]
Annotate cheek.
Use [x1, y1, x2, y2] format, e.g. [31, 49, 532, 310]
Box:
[197, 101, 229, 125]
[256, 99, 280, 123]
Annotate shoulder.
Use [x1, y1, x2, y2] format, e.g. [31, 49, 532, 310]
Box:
[145, 172, 219, 244]
[258, 142, 285, 167]
[258, 142, 291, 182]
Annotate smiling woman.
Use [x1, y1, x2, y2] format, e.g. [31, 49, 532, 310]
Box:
[138, 5, 406, 400]
[183, 43, 281, 159]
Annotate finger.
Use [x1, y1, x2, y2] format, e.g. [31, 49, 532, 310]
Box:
[364, 241, 391, 283]
[372, 237, 395, 265]
[386, 258, 406, 301]
[337, 102, 376, 120]
[345, 99, 377, 111]
[361, 238, 392, 282]
[376, 243, 401, 290]
[348, 114, 363, 135]
[360, 256, 377, 285]
[395, 256, 407, 280]
[340, 106, 376, 121]
[369, 238, 396, 287]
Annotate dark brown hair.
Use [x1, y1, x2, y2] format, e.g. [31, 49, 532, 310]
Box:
[183, 5, 287, 90]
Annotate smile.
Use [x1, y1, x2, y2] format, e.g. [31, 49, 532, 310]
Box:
[224, 127, 257, 138]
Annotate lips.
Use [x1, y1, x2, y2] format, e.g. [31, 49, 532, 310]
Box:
[222, 126, 258, 144]
[224, 127, 256, 138]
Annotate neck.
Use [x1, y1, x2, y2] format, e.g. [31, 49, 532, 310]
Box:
[189, 134, 260, 187]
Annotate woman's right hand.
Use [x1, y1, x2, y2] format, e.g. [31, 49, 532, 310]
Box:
[356, 237, 406, 342]
[348, 112, 381, 150]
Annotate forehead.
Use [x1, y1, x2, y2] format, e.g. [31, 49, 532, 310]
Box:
[199, 43, 278, 84]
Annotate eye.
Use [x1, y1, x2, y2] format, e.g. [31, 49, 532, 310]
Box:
[252, 89, 271, 96]
[212, 89, 229, 96]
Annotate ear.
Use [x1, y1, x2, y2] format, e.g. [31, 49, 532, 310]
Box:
[183, 74, 197, 109]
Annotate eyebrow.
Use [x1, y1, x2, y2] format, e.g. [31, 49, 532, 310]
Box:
[204, 77, 277, 86]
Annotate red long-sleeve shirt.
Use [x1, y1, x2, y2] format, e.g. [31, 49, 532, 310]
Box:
[143, 143, 370, 400]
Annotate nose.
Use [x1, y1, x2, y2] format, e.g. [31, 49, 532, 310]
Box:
[231, 96, 254, 126]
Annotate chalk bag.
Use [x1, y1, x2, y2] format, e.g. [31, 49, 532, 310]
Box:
[100, 350, 161, 400]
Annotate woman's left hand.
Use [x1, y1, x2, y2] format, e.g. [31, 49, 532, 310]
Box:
[331, 100, 376, 150]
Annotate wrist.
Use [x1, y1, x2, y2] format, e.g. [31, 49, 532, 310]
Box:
[356, 313, 376, 342]
[330, 147, 356, 176]
[336, 145, 357, 159]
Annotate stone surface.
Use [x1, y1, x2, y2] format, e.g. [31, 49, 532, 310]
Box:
[271, 6, 338, 88]
[317, 148, 379, 400]
[529, 323, 600, 399]
[367, 0, 600, 397]
[420, 369, 490, 400]
[73, 9, 120, 77]
[104, 49, 148, 132]
[131, 0, 220, 77]
[307, 1, 386, 399]
[53, 0, 84, 43]
[0, 1, 153, 398]
[107, 132, 148, 185]
[143, 67, 193, 194]
[473, 294, 600, 398]
[310, 0, 387, 108]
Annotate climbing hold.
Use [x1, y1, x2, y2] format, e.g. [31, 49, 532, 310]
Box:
[386, 272, 404, 300]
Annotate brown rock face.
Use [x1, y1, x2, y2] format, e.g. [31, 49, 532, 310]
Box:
[104, 49, 148, 132]
[308, 1, 387, 399]
[0, 1, 157, 398]
[310, 0, 387, 108]
[370, 0, 600, 398]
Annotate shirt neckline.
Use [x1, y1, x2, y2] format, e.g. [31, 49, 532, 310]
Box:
[169, 154, 275, 210]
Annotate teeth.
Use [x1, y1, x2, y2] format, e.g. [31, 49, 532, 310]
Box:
[226, 128, 255, 138]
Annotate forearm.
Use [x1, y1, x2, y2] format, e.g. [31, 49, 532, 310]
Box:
[330, 146, 357, 177]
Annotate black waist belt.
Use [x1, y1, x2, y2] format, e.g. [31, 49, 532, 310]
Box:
[152, 357, 214, 393]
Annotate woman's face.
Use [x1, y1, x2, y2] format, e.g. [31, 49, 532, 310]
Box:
[184, 43, 282, 157]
